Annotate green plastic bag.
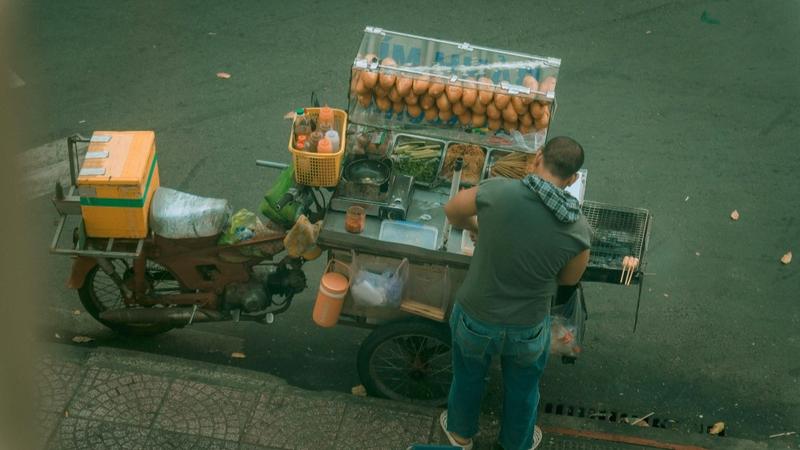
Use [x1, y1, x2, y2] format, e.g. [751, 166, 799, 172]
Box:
[260, 165, 299, 228]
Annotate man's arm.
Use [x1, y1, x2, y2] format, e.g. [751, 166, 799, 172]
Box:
[444, 186, 479, 233]
[558, 249, 590, 286]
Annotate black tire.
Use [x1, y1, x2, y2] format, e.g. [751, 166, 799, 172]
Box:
[357, 318, 452, 406]
[77, 261, 175, 336]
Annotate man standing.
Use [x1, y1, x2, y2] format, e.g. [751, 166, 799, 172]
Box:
[440, 136, 592, 450]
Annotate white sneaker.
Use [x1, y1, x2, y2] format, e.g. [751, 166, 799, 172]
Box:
[439, 410, 474, 450]
[530, 425, 542, 449]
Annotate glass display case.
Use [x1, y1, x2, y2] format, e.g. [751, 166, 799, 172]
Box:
[348, 27, 561, 152]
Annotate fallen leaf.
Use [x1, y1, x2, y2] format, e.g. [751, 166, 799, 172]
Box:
[709, 421, 725, 435]
[230, 352, 246, 359]
[71, 336, 93, 344]
[64, 410, 69, 418]
[72, 309, 81, 316]
[54, 333, 61, 339]
[283, 110, 297, 120]
[695, 252, 701, 256]
[216, 72, 231, 79]
[781, 251, 792, 265]
[730, 210, 740, 221]
[351, 385, 367, 397]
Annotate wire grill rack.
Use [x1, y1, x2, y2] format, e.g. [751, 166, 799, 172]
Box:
[581, 200, 650, 270]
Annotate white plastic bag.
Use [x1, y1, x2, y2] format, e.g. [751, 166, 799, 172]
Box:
[149, 187, 231, 239]
[351, 258, 409, 308]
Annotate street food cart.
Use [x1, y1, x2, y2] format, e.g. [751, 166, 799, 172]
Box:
[312, 28, 653, 405]
[48, 27, 652, 408]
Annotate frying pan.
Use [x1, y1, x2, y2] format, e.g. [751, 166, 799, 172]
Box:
[342, 159, 391, 186]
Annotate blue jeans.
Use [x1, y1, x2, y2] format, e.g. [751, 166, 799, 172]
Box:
[446, 303, 550, 450]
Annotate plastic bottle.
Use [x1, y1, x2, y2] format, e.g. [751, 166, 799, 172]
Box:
[304, 130, 324, 152]
[312, 270, 349, 328]
[294, 134, 307, 151]
[294, 108, 312, 137]
[317, 137, 333, 154]
[324, 129, 340, 152]
[318, 106, 334, 134]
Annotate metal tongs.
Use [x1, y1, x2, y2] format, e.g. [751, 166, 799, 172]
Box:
[440, 157, 464, 251]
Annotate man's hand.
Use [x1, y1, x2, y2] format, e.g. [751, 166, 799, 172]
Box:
[444, 187, 479, 233]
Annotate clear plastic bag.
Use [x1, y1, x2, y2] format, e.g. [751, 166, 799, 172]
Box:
[350, 257, 410, 308]
[549, 285, 586, 358]
[149, 187, 231, 239]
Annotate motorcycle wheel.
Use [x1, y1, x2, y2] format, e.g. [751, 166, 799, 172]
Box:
[78, 260, 176, 336]
[357, 318, 452, 407]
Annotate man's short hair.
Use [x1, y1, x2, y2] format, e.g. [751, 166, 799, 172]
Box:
[541, 136, 584, 179]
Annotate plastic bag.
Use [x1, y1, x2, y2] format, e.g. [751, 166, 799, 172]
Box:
[260, 166, 299, 228]
[549, 285, 587, 358]
[351, 257, 409, 308]
[149, 187, 231, 239]
[218, 209, 262, 246]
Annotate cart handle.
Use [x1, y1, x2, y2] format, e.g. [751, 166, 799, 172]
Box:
[256, 160, 289, 170]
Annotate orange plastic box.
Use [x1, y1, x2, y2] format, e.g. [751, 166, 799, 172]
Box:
[288, 107, 347, 187]
[77, 131, 160, 238]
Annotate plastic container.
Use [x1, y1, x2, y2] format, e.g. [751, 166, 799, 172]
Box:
[288, 107, 348, 187]
[378, 220, 439, 250]
[304, 130, 324, 152]
[348, 27, 560, 151]
[317, 137, 333, 154]
[318, 106, 334, 134]
[345, 205, 366, 233]
[325, 129, 340, 152]
[312, 259, 351, 328]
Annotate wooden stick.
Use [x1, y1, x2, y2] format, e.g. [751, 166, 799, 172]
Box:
[626, 258, 638, 286]
[620, 256, 629, 284]
[630, 411, 654, 425]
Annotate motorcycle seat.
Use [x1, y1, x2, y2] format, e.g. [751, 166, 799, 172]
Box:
[149, 187, 232, 239]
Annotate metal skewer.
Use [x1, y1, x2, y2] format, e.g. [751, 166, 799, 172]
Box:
[440, 157, 464, 251]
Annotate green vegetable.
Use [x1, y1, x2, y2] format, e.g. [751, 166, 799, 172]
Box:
[391, 140, 442, 184]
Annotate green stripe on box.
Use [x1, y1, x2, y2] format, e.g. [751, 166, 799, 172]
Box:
[80, 154, 158, 208]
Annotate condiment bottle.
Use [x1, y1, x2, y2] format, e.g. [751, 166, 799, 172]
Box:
[345, 206, 366, 233]
[318, 106, 334, 134]
[324, 130, 340, 152]
[293, 108, 312, 143]
[317, 137, 333, 154]
[294, 134, 307, 150]
[304, 130, 324, 152]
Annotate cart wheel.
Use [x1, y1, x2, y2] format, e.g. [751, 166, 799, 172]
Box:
[357, 319, 452, 406]
[78, 260, 176, 336]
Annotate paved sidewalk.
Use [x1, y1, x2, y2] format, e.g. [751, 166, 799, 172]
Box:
[35, 343, 769, 449]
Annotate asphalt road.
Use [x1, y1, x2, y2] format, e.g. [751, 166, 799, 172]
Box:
[14, 0, 799, 444]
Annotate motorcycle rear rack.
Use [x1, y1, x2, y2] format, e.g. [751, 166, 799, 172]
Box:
[49, 135, 145, 259]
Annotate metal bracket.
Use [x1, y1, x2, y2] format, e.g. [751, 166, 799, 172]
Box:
[500, 81, 530, 95]
[85, 151, 109, 159]
[90, 134, 112, 143]
[79, 167, 105, 176]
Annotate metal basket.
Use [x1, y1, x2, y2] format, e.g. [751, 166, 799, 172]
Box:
[581, 200, 651, 283]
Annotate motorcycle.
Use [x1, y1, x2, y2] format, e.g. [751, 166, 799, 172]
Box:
[51, 135, 321, 335]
